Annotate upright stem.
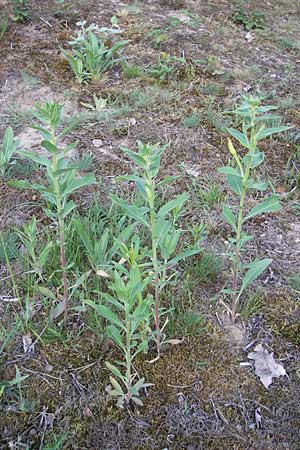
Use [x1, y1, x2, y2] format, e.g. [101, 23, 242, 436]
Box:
[150, 207, 160, 355]
[125, 309, 132, 402]
[231, 117, 256, 322]
[51, 131, 69, 325]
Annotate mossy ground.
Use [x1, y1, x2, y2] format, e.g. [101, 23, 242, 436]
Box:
[0, 0, 300, 448]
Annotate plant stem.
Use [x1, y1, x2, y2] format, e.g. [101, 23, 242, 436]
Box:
[51, 131, 69, 325]
[125, 308, 132, 402]
[150, 204, 160, 355]
[231, 117, 256, 322]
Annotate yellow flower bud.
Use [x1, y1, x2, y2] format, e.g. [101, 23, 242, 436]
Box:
[228, 138, 237, 157]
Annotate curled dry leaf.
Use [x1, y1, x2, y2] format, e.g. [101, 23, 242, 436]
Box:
[96, 269, 110, 278]
[22, 334, 34, 354]
[247, 344, 287, 388]
[165, 338, 185, 345]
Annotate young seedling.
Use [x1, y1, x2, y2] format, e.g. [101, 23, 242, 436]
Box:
[111, 142, 201, 355]
[16, 216, 53, 282]
[218, 95, 291, 322]
[86, 261, 153, 407]
[61, 21, 128, 84]
[0, 127, 19, 178]
[12, 0, 30, 22]
[12, 102, 95, 323]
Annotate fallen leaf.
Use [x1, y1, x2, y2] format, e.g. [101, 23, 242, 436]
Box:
[96, 269, 110, 278]
[83, 406, 94, 418]
[22, 334, 34, 354]
[165, 338, 185, 345]
[247, 344, 287, 388]
[51, 299, 67, 320]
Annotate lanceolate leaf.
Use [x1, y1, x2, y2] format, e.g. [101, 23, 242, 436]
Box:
[226, 127, 249, 148]
[107, 325, 123, 349]
[41, 140, 57, 154]
[165, 248, 201, 267]
[256, 125, 291, 141]
[157, 193, 188, 218]
[85, 300, 126, 330]
[218, 166, 242, 177]
[238, 258, 272, 299]
[227, 174, 243, 196]
[110, 194, 150, 228]
[62, 173, 95, 196]
[222, 205, 236, 230]
[105, 361, 125, 383]
[243, 195, 281, 222]
[17, 150, 50, 168]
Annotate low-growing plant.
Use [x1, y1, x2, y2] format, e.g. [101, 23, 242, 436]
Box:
[80, 94, 108, 112]
[218, 95, 291, 322]
[86, 260, 153, 407]
[111, 142, 201, 355]
[11, 0, 30, 22]
[0, 366, 29, 411]
[232, 9, 266, 31]
[61, 21, 128, 84]
[16, 216, 53, 282]
[121, 61, 143, 79]
[0, 15, 8, 39]
[284, 144, 300, 190]
[149, 28, 169, 48]
[181, 112, 200, 128]
[279, 36, 300, 51]
[0, 126, 19, 178]
[12, 102, 95, 323]
[196, 181, 224, 209]
[73, 209, 134, 275]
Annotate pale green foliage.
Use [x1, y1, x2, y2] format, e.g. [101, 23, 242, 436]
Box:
[218, 95, 291, 321]
[0, 366, 29, 411]
[12, 102, 95, 321]
[16, 217, 53, 281]
[0, 15, 8, 39]
[61, 21, 128, 84]
[86, 250, 153, 407]
[12, 0, 29, 22]
[73, 214, 134, 274]
[0, 127, 19, 177]
[111, 142, 201, 354]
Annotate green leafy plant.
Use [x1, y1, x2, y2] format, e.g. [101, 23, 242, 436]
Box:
[12, 102, 95, 323]
[86, 259, 153, 407]
[111, 142, 201, 355]
[11, 0, 30, 22]
[61, 21, 128, 84]
[0, 366, 29, 411]
[16, 216, 53, 281]
[80, 94, 108, 111]
[121, 61, 143, 79]
[0, 127, 19, 178]
[0, 15, 8, 39]
[182, 112, 200, 128]
[73, 211, 134, 275]
[149, 28, 169, 48]
[232, 9, 266, 31]
[218, 96, 290, 321]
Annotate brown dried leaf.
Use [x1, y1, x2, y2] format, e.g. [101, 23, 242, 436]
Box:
[22, 334, 33, 354]
[248, 344, 287, 388]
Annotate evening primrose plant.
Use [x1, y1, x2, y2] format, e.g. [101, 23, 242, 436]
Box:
[86, 256, 153, 408]
[218, 96, 291, 322]
[12, 102, 95, 323]
[61, 21, 128, 84]
[0, 127, 19, 178]
[111, 142, 201, 355]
